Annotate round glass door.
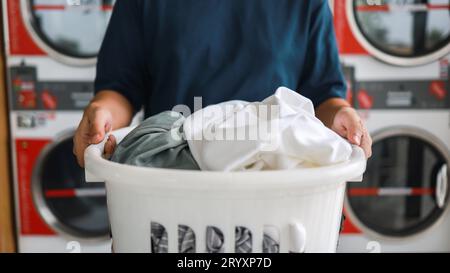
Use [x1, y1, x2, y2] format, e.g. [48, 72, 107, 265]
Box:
[21, 0, 115, 65]
[346, 128, 449, 238]
[33, 134, 110, 239]
[348, 0, 450, 66]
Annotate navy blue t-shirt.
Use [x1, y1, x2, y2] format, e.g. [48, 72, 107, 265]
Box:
[95, 0, 346, 117]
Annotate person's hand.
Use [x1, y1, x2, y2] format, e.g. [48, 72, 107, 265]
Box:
[73, 103, 117, 167]
[331, 107, 372, 158]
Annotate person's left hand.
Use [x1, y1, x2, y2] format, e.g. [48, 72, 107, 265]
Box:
[331, 107, 372, 158]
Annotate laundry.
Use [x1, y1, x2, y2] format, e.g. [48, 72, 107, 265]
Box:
[151, 222, 280, 253]
[262, 226, 280, 253]
[110, 111, 199, 170]
[151, 222, 169, 253]
[112, 87, 352, 171]
[177, 225, 196, 253]
[183, 87, 353, 171]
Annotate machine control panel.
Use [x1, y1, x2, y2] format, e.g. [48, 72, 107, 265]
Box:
[9, 64, 94, 111]
[343, 65, 450, 110]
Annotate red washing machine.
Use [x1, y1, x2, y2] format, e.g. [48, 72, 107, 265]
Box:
[3, 0, 115, 252]
[333, 0, 450, 252]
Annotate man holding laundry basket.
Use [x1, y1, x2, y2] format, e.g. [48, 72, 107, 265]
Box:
[74, 0, 372, 166]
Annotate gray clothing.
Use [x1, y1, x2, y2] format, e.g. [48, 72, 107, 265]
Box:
[111, 111, 199, 170]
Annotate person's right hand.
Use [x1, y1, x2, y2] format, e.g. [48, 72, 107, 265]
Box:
[73, 103, 117, 167]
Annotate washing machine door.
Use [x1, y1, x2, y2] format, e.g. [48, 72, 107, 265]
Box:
[346, 127, 449, 238]
[347, 0, 450, 66]
[21, 0, 115, 66]
[32, 133, 110, 240]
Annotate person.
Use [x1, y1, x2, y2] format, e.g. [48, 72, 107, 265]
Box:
[73, 0, 372, 167]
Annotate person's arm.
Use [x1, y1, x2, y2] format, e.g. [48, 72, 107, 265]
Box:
[298, 0, 371, 157]
[74, 0, 148, 166]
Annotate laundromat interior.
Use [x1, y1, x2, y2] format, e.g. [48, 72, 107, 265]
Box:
[0, 0, 449, 254]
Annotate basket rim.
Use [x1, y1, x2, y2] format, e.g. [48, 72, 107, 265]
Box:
[84, 127, 367, 190]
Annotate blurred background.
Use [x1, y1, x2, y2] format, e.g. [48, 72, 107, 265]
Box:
[0, 0, 449, 253]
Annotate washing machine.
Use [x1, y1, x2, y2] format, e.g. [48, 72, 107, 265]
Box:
[332, 0, 450, 252]
[3, 0, 116, 252]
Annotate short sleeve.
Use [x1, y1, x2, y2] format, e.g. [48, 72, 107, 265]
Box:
[94, 0, 148, 114]
[298, 0, 347, 107]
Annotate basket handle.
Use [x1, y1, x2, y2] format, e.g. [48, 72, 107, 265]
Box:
[84, 126, 136, 182]
[290, 220, 307, 253]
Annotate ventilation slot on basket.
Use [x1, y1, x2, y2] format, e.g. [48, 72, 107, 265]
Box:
[150, 223, 283, 253]
[235, 226, 252, 253]
[151, 222, 168, 253]
[178, 225, 196, 253]
[263, 226, 280, 253]
[206, 226, 224, 253]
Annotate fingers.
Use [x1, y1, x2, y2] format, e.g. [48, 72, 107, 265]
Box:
[347, 120, 364, 146]
[343, 111, 372, 158]
[342, 109, 372, 158]
[339, 108, 364, 146]
[73, 116, 90, 167]
[103, 134, 117, 160]
[73, 137, 85, 167]
[87, 107, 112, 144]
[332, 107, 372, 158]
[73, 105, 113, 167]
[360, 127, 373, 158]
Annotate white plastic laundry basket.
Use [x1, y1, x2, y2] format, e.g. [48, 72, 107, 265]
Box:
[84, 126, 366, 253]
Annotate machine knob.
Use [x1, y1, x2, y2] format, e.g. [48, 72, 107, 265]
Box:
[357, 89, 373, 109]
[41, 90, 58, 110]
[429, 81, 447, 101]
